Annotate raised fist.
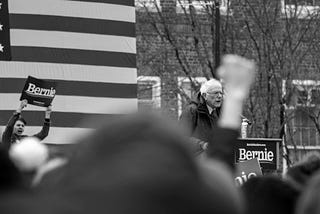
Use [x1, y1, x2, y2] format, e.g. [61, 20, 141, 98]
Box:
[17, 99, 28, 113]
[217, 54, 256, 98]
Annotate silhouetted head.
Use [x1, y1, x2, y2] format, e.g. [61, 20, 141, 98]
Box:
[44, 112, 243, 214]
[286, 151, 320, 190]
[296, 170, 320, 214]
[0, 145, 23, 192]
[241, 176, 300, 214]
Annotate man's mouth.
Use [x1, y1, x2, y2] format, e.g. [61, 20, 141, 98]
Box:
[215, 100, 222, 106]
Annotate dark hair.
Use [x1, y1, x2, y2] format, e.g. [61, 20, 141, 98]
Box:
[241, 176, 300, 214]
[296, 170, 320, 214]
[17, 117, 27, 126]
[37, 112, 243, 214]
[286, 151, 320, 190]
[0, 145, 23, 191]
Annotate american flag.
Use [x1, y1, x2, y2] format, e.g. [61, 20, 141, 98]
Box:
[0, 0, 137, 144]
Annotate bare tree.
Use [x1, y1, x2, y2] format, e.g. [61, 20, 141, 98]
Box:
[235, 0, 320, 165]
[136, 0, 320, 165]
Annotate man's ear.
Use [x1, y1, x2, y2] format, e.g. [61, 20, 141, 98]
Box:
[202, 93, 207, 100]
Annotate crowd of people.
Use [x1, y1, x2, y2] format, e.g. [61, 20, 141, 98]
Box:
[0, 54, 320, 214]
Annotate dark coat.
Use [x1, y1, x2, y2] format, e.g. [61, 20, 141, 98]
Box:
[179, 92, 221, 154]
[1, 112, 50, 150]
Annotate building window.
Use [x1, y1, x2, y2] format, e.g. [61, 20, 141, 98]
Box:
[176, 0, 231, 15]
[137, 76, 161, 110]
[177, 76, 206, 116]
[281, 0, 320, 18]
[135, 0, 161, 12]
[283, 79, 320, 148]
[289, 80, 320, 108]
[285, 0, 320, 6]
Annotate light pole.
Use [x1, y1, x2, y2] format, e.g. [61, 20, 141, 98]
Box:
[214, 0, 220, 69]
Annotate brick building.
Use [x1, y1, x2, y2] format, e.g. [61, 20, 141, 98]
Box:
[135, 0, 320, 165]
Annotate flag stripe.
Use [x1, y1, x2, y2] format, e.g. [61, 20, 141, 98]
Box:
[0, 78, 137, 98]
[1, 0, 136, 144]
[0, 62, 137, 84]
[70, 0, 134, 7]
[0, 110, 122, 128]
[10, 14, 135, 37]
[11, 30, 136, 54]
[0, 126, 94, 144]
[9, 0, 135, 23]
[11, 47, 136, 68]
[0, 94, 137, 114]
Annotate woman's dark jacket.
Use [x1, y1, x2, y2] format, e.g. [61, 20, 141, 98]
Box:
[1, 112, 50, 150]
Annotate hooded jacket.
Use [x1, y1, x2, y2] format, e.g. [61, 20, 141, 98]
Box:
[179, 92, 221, 155]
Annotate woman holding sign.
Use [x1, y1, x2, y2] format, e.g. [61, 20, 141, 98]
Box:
[1, 99, 52, 150]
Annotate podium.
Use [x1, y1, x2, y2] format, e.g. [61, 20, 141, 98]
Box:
[235, 138, 282, 171]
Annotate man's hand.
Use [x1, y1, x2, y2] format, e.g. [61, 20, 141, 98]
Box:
[17, 99, 28, 113]
[217, 55, 256, 129]
[45, 104, 52, 119]
[217, 54, 256, 99]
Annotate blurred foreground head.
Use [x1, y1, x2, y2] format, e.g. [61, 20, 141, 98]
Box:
[241, 176, 299, 214]
[296, 170, 320, 214]
[285, 151, 320, 190]
[1, 112, 243, 214]
[55, 112, 243, 214]
[0, 145, 23, 191]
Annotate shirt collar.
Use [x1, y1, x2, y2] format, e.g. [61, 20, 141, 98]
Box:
[206, 104, 214, 114]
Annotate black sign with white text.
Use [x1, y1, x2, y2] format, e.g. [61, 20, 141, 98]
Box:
[235, 138, 281, 170]
[20, 76, 57, 107]
[235, 158, 262, 186]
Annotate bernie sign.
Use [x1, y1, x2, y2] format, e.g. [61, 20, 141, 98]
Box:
[235, 138, 281, 170]
[20, 76, 58, 107]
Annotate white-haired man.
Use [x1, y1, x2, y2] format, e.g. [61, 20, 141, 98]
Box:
[179, 78, 223, 155]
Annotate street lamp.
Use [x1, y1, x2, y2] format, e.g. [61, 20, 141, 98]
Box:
[214, 0, 220, 69]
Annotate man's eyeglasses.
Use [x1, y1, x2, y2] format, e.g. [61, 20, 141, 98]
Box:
[206, 91, 223, 96]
